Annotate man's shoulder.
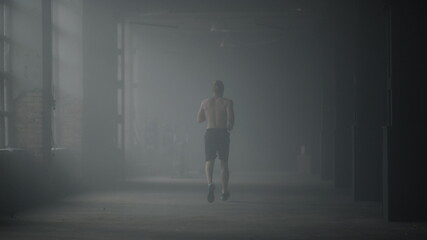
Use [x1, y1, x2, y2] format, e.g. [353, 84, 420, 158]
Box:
[222, 98, 233, 104]
[202, 97, 233, 105]
[201, 98, 211, 104]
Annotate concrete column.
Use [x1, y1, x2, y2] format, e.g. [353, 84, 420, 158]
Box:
[333, 1, 356, 189]
[352, 0, 387, 201]
[309, 91, 322, 175]
[41, 0, 53, 163]
[81, 0, 122, 183]
[319, 56, 336, 181]
[318, 13, 336, 181]
[384, 1, 427, 221]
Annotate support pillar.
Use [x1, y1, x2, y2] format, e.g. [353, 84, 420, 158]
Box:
[41, 0, 53, 163]
[384, 0, 427, 221]
[352, 0, 387, 201]
[320, 67, 335, 181]
[81, 0, 122, 183]
[333, 1, 356, 188]
[319, 13, 337, 181]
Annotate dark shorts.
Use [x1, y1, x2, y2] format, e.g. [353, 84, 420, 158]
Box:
[204, 128, 230, 161]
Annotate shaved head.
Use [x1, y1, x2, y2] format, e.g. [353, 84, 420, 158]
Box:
[212, 80, 224, 96]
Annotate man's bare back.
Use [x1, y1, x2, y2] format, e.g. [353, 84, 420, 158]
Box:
[198, 96, 234, 130]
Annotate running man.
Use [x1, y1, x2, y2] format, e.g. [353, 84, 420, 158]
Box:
[197, 80, 234, 202]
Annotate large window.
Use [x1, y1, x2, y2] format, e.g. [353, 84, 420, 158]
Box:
[0, 0, 11, 148]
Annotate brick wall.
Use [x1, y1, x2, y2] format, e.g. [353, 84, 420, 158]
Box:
[14, 89, 44, 159]
[13, 89, 82, 160]
[58, 94, 82, 152]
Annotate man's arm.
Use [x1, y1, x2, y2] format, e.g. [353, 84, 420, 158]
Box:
[197, 102, 206, 123]
[227, 100, 235, 131]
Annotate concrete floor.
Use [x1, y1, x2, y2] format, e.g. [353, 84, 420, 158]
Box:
[1, 172, 426, 240]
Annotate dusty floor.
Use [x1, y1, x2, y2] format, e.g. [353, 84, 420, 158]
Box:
[1, 172, 426, 240]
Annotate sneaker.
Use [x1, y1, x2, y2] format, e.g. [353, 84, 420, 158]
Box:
[207, 184, 215, 203]
[220, 191, 230, 201]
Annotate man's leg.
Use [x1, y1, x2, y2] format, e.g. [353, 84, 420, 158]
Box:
[205, 160, 214, 185]
[205, 160, 216, 203]
[218, 130, 230, 201]
[220, 160, 229, 194]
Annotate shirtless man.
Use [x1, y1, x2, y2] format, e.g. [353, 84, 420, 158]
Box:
[197, 80, 234, 203]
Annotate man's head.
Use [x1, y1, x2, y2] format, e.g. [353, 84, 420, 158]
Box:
[212, 80, 224, 96]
